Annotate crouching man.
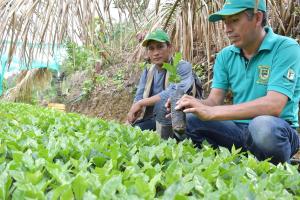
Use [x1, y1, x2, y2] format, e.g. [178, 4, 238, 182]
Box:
[127, 29, 194, 139]
[174, 0, 300, 164]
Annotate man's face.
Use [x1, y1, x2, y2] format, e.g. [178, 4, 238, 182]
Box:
[223, 11, 260, 49]
[146, 41, 172, 66]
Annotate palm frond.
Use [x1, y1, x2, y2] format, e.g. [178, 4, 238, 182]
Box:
[0, 0, 137, 69]
[135, 0, 299, 91]
[4, 68, 52, 103]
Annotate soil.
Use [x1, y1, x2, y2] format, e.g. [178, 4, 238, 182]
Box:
[64, 64, 141, 123]
[67, 86, 134, 122]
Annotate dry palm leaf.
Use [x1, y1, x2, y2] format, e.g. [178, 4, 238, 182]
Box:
[4, 68, 52, 103]
[1, 0, 147, 69]
[133, 0, 298, 90]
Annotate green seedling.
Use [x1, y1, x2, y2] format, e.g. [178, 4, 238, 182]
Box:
[162, 52, 182, 84]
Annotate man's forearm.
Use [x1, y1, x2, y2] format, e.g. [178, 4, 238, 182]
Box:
[138, 95, 161, 107]
[200, 98, 221, 106]
[209, 92, 287, 121]
[200, 88, 226, 106]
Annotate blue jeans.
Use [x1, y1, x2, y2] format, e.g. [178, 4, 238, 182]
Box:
[134, 94, 172, 131]
[185, 114, 300, 164]
[133, 117, 156, 131]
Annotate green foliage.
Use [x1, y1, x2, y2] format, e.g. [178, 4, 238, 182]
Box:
[62, 42, 99, 76]
[112, 69, 125, 90]
[139, 61, 151, 70]
[95, 75, 108, 87]
[193, 63, 205, 78]
[295, 5, 300, 15]
[163, 52, 182, 83]
[82, 80, 94, 97]
[0, 102, 300, 199]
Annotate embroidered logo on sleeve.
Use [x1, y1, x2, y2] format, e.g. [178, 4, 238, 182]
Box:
[257, 65, 270, 84]
[286, 68, 295, 81]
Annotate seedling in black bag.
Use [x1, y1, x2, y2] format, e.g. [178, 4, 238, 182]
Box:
[163, 52, 186, 134]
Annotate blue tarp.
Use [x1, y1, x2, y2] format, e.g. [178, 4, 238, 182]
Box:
[0, 45, 63, 95]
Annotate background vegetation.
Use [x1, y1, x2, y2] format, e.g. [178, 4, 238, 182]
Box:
[0, 0, 299, 102]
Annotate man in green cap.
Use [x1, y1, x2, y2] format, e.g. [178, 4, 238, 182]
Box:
[127, 29, 195, 139]
[174, 0, 300, 164]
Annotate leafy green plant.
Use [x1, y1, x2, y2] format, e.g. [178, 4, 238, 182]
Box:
[112, 69, 125, 90]
[95, 75, 108, 87]
[0, 101, 299, 199]
[193, 63, 205, 78]
[162, 52, 182, 83]
[62, 41, 98, 76]
[82, 79, 94, 97]
[162, 52, 187, 133]
[139, 61, 151, 70]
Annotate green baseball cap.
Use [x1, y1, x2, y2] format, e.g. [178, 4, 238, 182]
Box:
[208, 0, 267, 22]
[142, 29, 170, 47]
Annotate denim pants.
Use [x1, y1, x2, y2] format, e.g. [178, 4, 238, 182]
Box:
[133, 94, 172, 131]
[186, 114, 300, 164]
[133, 117, 156, 131]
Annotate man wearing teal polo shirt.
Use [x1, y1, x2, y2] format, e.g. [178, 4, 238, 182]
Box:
[175, 0, 300, 164]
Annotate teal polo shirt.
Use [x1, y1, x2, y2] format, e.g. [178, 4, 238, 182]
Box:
[212, 27, 300, 127]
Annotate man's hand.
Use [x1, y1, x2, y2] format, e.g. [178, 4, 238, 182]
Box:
[175, 95, 215, 121]
[127, 102, 143, 124]
[164, 98, 172, 118]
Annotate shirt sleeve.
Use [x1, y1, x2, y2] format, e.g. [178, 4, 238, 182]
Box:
[134, 68, 148, 102]
[159, 60, 194, 100]
[211, 51, 229, 91]
[267, 43, 300, 99]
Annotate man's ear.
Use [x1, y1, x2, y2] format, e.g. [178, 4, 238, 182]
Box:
[255, 11, 264, 27]
[168, 43, 174, 54]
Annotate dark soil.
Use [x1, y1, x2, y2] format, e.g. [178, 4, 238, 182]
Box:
[64, 64, 141, 123]
[67, 86, 134, 122]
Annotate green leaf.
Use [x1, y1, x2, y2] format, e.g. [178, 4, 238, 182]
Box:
[25, 170, 43, 185]
[162, 63, 174, 73]
[162, 52, 183, 83]
[162, 181, 192, 200]
[83, 191, 98, 200]
[216, 178, 227, 190]
[61, 185, 74, 200]
[134, 176, 154, 199]
[0, 171, 12, 200]
[163, 182, 182, 200]
[173, 52, 182, 67]
[99, 175, 123, 199]
[50, 184, 69, 200]
[165, 161, 182, 187]
[72, 174, 88, 200]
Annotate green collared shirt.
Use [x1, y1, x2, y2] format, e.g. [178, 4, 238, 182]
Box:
[212, 27, 300, 127]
